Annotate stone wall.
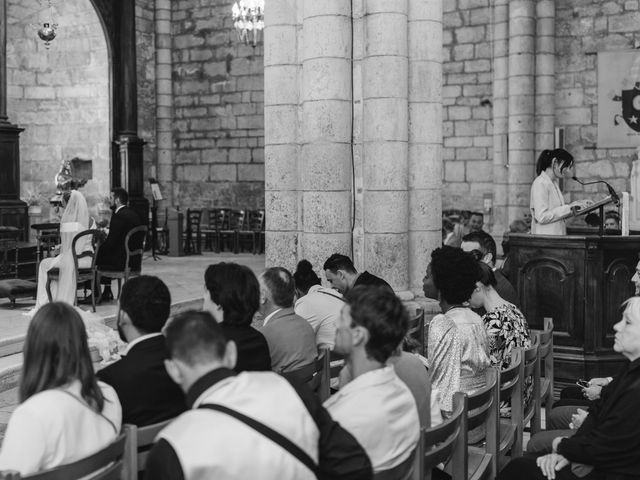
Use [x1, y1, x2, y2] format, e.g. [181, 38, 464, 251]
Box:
[442, 0, 494, 212]
[7, 0, 110, 219]
[171, 0, 265, 209]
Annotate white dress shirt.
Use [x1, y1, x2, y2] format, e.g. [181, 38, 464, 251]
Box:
[0, 380, 122, 475]
[294, 285, 344, 348]
[324, 365, 419, 473]
[530, 171, 572, 235]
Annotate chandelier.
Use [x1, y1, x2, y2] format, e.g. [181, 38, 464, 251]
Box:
[231, 0, 264, 47]
[32, 0, 58, 49]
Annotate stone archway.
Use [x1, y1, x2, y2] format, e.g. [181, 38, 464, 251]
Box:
[7, 0, 110, 220]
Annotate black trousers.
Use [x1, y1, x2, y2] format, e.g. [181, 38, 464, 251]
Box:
[498, 457, 601, 480]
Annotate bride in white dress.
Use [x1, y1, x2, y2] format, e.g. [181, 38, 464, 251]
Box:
[29, 190, 123, 363]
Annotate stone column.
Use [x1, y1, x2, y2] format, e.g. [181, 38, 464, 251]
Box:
[0, 0, 7, 124]
[155, 0, 173, 205]
[408, 0, 443, 292]
[535, 0, 555, 156]
[507, 0, 536, 222]
[492, 0, 509, 238]
[264, 0, 301, 268]
[299, 0, 353, 270]
[361, 0, 409, 291]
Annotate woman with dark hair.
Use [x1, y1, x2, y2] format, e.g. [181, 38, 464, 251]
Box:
[470, 262, 531, 369]
[293, 259, 344, 350]
[203, 262, 271, 372]
[424, 246, 490, 419]
[0, 303, 121, 475]
[530, 148, 591, 235]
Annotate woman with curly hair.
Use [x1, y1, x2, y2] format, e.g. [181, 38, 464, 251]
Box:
[423, 246, 490, 418]
[470, 261, 531, 369]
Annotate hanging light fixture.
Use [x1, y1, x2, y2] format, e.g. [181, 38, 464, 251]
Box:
[35, 0, 58, 49]
[231, 0, 264, 47]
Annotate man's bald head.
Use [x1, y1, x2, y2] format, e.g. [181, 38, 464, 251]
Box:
[260, 267, 296, 308]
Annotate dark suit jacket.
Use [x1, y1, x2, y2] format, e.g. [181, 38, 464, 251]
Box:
[354, 271, 394, 294]
[97, 206, 142, 271]
[220, 323, 272, 373]
[97, 335, 186, 426]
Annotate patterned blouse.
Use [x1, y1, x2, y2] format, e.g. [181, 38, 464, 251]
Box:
[481, 303, 531, 369]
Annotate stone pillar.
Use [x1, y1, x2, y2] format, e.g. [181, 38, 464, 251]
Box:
[0, 0, 7, 124]
[361, 0, 409, 291]
[535, 0, 555, 156]
[408, 0, 443, 292]
[507, 0, 536, 222]
[155, 0, 173, 205]
[264, 0, 301, 268]
[492, 0, 509, 238]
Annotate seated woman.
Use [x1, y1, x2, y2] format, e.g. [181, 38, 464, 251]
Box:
[0, 302, 122, 475]
[499, 297, 640, 480]
[33, 189, 94, 310]
[293, 259, 344, 350]
[469, 261, 531, 369]
[423, 246, 491, 416]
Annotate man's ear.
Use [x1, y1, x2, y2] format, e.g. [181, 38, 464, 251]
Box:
[223, 340, 238, 370]
[352, 325, 368, 348]
[164, 359, 183, 386]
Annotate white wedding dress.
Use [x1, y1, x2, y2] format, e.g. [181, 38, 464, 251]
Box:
[27, 191, 124, 364]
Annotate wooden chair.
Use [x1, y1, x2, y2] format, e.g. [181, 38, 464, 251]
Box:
[408, 307, 425, 356]
[280, 349, 329, 401]
[46, 229, 102, 312]
[219, 209, 245, 254]
[465, 368, 499, 480]
[414, 391, 467, 480]
[0, 433, 127, 479]
[521, 342, 541, 435]
[183, 209, 202, 255]
[97, 225, 147, 302]
[237, 209, 265, 254]
[0, 230, 36, 307]
[498, 348, 524, 469]
[202, 208, 228, 253]
[373, 449, 416, 480]
[533, 318, 554, 425]
[122, 420, 172, 480]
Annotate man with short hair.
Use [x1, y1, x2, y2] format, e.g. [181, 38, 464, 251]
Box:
[632, 257, 640, 295]
[324, 286, 419, 473]
[461, 230, 519, 307]
[145, 310, 372, 480]
[96, 187, 142, 301]
[97, 275, 186, 426]
[323, 254, 393, 295]
[259, 267, 317, 373]
[469, 211, 485, 232]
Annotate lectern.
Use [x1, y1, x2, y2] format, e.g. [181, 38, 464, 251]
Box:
[504, 233, 637, 386]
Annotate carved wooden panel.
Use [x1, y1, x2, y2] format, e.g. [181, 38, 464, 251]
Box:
[603, 259, 635, 346]
[519, 257, 576, 339]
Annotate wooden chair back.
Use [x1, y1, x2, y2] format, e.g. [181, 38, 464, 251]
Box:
[124, 225, 147, 275]
[207, 208, 228, 231]
[184, 209, 202, 254]
[417, 391, 467, 480]
[534, 318, 554, 423]
[498, 348, 524, 464]
[122, 420, 172, 480]
[71, 229, 102, 275]
[280, 350, 328, 400]
[5, 433, 127, 480]
[408, 307, 425, 356]
[465, 368, 499, 479]
[521, 342, 541, 433]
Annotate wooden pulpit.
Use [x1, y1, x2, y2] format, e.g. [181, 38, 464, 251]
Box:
[504, 233, 637, 386]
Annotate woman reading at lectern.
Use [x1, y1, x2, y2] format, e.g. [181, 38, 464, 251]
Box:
[529, 149, 591, 235]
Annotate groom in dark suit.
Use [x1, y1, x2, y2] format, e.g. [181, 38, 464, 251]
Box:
[97, 275, 186, 426]
[96, 187, 142, 300]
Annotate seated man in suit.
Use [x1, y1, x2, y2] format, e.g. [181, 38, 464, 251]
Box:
[323, 253, 393, 295]
[96, 187, 142, 300]
[97, 275, 186, 426]
[259, 267, 317, 373]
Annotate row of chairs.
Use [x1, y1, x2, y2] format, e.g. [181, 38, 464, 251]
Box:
[45, 226, 147, 312]
[182, 208, 265, 255]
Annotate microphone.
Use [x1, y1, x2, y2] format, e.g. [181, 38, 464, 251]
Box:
[572, 176, 620, 205]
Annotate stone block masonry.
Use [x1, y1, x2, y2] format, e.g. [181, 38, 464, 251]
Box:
[171, 0, 264, 210]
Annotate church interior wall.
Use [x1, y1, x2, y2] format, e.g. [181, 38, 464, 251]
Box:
[7, 0, 109, 220]
[168, 0, 265, 210]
